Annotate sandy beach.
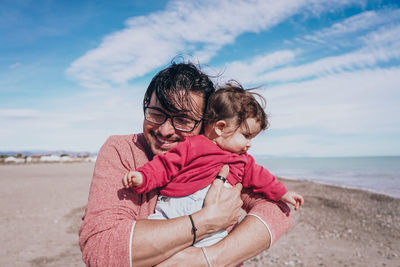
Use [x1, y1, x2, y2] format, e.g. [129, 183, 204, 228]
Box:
[0, 163, 399, 267]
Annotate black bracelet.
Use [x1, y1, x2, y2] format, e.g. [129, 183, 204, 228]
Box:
[188, 214, 197, 246]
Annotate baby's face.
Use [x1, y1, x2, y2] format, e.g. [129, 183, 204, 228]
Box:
[216, 117, 261, 155]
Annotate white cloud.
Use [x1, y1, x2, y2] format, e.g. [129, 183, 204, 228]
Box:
[8, 0, 392, 157]
[261, 47, 400, 83]
[303, 8, 400, 44]
[244, 66, 400, 156]
[248, 24, 400, 83]
[213, 42, 400, 157]
[212, 12, 400, 86]
[251, 133, 400, 157]
[0, 86, 146, 151]
[266, 67, 400, 135]
[220, 28, 400, 156]
[66, 0, 362, 88]
[251, 134, 338, 157]
[361, 22, 400, 48]
[217, 50, 297, 84]
[0, 109, 40, 120]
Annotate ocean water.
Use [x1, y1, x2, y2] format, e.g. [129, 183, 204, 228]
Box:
[254, 156, 400, 198]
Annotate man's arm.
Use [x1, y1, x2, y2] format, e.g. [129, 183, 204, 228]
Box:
[157, 189, 292, 266]
[207, 198, 292, 266]
[156, 215, 269, 267]
[208, 215, 270, 265]
[79, 135, 144, 267]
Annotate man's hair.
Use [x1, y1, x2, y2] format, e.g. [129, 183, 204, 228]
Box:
[143, 61, 215, 118]
[204, 81, 269, 132]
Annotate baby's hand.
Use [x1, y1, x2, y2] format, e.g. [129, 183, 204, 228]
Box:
[281, 191, 304, 211]
[122, 171, 144, 188]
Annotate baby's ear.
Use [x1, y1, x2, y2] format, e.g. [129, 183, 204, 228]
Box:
[215, 120, 227, 136]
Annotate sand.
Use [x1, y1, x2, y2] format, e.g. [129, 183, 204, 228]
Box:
[0, 163, 399, 267]
[245, 179, 400, 267]
[0, 163, 92, 267]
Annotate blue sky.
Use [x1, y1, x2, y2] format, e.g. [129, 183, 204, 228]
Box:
[1, 0, 400, 157]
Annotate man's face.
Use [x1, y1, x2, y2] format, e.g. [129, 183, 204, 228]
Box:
[143, 91, 204, 155]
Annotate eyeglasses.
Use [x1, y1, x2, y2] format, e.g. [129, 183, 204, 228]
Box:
[144, 107, 202, 132]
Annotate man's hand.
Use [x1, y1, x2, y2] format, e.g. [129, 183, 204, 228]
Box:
[201, 165, 243, 233]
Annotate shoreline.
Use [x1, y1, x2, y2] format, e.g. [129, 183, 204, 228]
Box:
[1, 163, 399, 266]
[279, 176, 400, 200]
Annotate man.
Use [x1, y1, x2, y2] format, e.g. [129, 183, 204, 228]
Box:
[79, 62, 292, 266]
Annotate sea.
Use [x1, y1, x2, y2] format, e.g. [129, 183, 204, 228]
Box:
[254, 156, 400, 199]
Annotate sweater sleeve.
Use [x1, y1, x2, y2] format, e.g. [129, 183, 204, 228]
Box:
[240, 155, 292, 246]
[241, 190, 292, 246]
[79, 135, 156, 267]
[134, 138, 190, 194]
[242, 154, 288, 201]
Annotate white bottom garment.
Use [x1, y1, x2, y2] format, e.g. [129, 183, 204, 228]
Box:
[148, 184, 228, 247]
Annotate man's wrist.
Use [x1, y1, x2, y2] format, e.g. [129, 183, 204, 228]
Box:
[201, 243, 221, 267]
[201, 247, 213, 267]
[188, 214, 198, 245]
[191, 208, 219, 239]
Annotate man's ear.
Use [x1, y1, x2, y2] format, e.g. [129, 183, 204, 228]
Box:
[214, 120, 227, 136]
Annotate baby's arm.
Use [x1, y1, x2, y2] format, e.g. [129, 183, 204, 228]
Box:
[122, 171, 143, 188]
[281, 191, 304, 211]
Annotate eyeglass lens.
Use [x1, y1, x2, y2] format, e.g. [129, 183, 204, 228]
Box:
[145, 108, 197, 132]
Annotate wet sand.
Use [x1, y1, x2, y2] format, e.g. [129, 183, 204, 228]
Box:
[0, 163, 399, 267]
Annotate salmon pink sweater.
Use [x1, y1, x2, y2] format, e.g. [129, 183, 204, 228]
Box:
[79, 134, 292, 267]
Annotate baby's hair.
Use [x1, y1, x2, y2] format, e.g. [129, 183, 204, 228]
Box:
[204, 81, 269, 133]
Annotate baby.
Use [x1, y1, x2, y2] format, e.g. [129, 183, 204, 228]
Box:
[123, 82, 303, 247]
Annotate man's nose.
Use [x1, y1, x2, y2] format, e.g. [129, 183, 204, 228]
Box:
[158, 118, 175, 136]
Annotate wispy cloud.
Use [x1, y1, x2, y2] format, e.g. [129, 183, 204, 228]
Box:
[251, 134, 338, 157]
[361, 22, 400, 48]
[8, 0, 399, 157]
[302, 9, 400, 45]
[266, 66, 400, 134]
[0, 109, 40, 120]
[66, 0, 362, 88]
[217, 50, 297, 84]
[247, 66, 400, 156]
[251, 132, 399, 157]
[9, 62, 21, 69]
[0, 85, 146, 151]
[216, 8, 400, 156]
[227, 22, 400, 84]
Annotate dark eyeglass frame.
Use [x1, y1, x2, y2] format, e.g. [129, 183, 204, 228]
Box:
[144, 106, 202, 132]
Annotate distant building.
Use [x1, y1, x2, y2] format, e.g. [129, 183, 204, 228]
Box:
[84, 156, 97, 162]
[4, 156, 25, 164]
[60, 155, 74, 162]
[26, 155, 41, 163]
[0, 152, 97, 164]
[40, 155, 61, 162]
